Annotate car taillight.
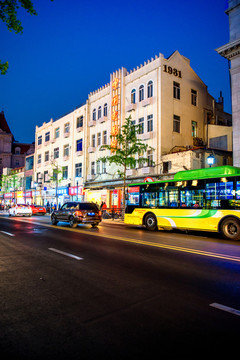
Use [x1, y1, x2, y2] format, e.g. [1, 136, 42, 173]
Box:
[75, 211, 83, 216]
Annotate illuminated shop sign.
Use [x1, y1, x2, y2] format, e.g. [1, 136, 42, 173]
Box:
[111, 74, 121, 151]
[4, 192, 13, 198]
[57, 187, 69, 195]
[128, 186, 140, 193]
[69, 186, 83, 196]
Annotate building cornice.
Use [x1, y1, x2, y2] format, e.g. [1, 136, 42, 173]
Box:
[216, 38, 240, 59]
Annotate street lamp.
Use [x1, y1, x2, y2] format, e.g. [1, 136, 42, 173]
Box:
[207, 154, 215, 168]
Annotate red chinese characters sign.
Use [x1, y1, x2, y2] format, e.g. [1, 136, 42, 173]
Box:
[111, 73, 121, 151]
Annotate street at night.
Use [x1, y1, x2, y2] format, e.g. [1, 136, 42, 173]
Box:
[0, 214, 239, 359]
[1, 1, 240, 359]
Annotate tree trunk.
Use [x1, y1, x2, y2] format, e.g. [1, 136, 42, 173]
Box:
[122, 164, 126, 218]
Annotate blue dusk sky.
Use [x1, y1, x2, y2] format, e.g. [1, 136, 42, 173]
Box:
[0, 0, 231, 144]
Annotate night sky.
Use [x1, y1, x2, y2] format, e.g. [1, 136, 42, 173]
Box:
[0, 0, 231, 144]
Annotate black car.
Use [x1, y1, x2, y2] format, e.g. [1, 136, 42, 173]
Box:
[51, 201, 102, 228]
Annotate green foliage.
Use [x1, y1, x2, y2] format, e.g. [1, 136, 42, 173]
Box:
[0, 60, 9, 75]
[0, 173, 20, 193]
[100, 115, 154, 177]
[49, 164, 63, 185]
[99, 115, 154, 209]
[0, 0, 37, 34]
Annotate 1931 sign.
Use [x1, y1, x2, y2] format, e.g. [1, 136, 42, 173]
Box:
[163, 64, 182, 78]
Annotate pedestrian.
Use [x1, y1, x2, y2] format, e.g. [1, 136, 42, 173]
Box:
[102, 202, 107, 216]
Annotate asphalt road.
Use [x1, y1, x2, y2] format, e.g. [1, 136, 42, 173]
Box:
[0, 214, 240, 359]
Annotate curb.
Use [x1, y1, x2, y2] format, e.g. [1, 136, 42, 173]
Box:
[102, 218, 126, 225]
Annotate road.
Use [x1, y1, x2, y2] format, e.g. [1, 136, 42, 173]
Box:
[0, 213, 239, 359]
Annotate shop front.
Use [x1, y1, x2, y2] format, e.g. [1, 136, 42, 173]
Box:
[69, 186, 84, 202]
[109, 188, 122, 209]
[57, 187, 70, 208]
[32, 189, 42, 205]
[85, 189, 108, 207]
[4, 192, 14, 206]
[16, 191, 33, 204]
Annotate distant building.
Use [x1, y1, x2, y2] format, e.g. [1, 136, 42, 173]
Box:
[0, 111, 35, 174]
[216, 0, 240, 166]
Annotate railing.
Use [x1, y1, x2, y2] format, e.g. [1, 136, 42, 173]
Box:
[102, 207, 124, 220]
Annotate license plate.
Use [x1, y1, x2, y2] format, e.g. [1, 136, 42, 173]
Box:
[39, 208, 43, 210]
[87, 212, 95, 216]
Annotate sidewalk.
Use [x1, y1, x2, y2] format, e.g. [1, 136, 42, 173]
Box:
[102, 217, 125, 225]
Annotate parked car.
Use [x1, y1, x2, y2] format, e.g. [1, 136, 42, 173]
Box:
[9, 204, 32, 217]
[30, 204, 47, 215]
[51, 202, 102, 228]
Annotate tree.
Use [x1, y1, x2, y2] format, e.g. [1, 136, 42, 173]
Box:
[49, 159, 63, 209]
[0, 172, 20, 202]
[100, 115, 154, 212]
[0, 0, 53, 74]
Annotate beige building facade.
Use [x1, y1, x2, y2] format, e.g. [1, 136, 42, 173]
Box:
[33, 50, 232, 207]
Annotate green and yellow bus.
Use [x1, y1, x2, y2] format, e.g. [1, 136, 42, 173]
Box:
[124, 166, 240, 240]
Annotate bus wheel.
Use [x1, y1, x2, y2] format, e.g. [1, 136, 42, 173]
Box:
[145, 213, 158, 231]
[220, 217, 240, 241]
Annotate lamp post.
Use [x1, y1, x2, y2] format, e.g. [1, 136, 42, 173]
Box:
[33, 182, 38, 204]
[207, 154, 215, 168]
[75, 177, 80, 201]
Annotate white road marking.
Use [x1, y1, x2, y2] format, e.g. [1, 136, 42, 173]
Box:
[0, 231, 15, 236]
[48, 247, 83, 261]
[210, 302, 240, 317]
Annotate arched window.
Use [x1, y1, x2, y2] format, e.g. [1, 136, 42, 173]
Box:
[139, 85, 144, 102]
[92, 108, 96, 121]
[104, 103, 108, 117]
[131, 89, 136, 104]
[147, 80, 153, 98]
[15, 147, 21, 155]
[98, 106, 102, 119]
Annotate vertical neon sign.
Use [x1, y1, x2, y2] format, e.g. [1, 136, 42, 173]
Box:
[111, 75, 120, 151]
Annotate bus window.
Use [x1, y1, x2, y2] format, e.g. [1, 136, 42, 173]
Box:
[205, 180, 234, 209]
[127, 186, 140, 206]
[180, 189, 204, 208]
[142, 192, 159, 208]
[234, 181, 240, 209]
[236, 181, 240, 199]
[158, 191, 168, 207]
[168, 189, 178, 207]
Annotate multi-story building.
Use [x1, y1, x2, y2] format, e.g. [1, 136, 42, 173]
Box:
[34, 50, 232, 208]
[0, 111, 35, 174]
[216, 0, 240, 166]
[0, 111, 35, 206]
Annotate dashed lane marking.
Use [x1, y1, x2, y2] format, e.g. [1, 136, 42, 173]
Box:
[48, 247, 83, 261]
[210, 303, 240, 317]
[0, 231, 15, 236]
